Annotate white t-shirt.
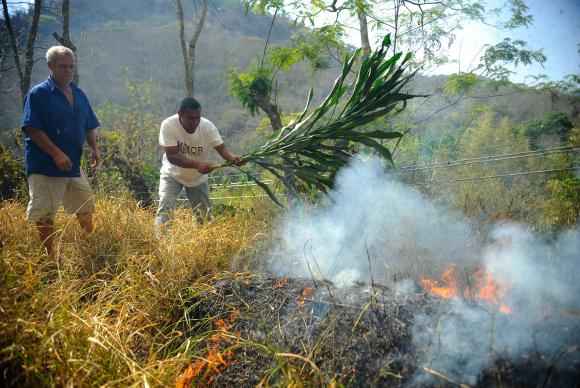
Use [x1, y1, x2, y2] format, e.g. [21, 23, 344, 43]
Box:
[159, 114, 223, 187]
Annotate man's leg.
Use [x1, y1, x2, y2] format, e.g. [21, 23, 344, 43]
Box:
[36, 219, 56, 257]
[155, 175, 183, 234]
[184, 182, 211, 224]
[77, 213, 94, 233]
[63, 171, 96, 234]
[27, 175, 65, 256]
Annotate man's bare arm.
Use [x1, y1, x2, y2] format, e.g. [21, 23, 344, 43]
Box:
[214, 144, 243, 165]
[24, 127, 72, 171]
[86, 129, 101, 168]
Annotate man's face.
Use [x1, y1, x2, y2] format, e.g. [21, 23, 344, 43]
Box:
[178, 108, 201, 133]
[48, 54, 75, 86]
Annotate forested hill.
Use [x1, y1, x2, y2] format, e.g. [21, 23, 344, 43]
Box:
[0, 0, 339, 141]
[0, 0, 577, 152]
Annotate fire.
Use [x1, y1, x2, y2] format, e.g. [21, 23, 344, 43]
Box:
[420, 266, 459, 299]
[297, 287, 315, 306]
[421, 265, 512, 314]
[176, 311, 240, 388]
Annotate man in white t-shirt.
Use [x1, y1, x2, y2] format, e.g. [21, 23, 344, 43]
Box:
[155, 97, 242, 229]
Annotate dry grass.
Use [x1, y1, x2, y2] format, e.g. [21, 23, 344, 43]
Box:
[0, 194, 275, 387]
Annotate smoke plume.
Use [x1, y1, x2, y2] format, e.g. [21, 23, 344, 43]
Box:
[267, 155, 580, 383]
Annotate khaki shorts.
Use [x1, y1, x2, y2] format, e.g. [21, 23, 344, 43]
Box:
[26, 172, 95, 222]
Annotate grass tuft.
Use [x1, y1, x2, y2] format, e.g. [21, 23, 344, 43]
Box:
[0, 194, 274, 387]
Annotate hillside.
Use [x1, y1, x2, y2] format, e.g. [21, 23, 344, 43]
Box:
[0, 0, 340, 146]
[1, 0, 577, 155]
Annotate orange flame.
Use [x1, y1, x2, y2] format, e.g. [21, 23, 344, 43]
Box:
[297, 287, 315, 306]
[421, 265, 512, 314]
[420, 266, 459, 299]
[176, 310, 240, 388]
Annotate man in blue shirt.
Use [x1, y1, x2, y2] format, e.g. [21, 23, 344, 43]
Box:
[21, 46, 101, 257]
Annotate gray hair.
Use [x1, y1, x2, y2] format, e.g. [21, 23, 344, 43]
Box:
[46, 46, 75, 64]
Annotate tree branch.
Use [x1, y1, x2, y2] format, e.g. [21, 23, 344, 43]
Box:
[188, 0, 208, 96]
[1, 0, 24, 85]
[174, 0, 190, 96]
[260, 6, 278, 69]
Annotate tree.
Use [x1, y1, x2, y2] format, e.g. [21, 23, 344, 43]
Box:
[175, 0, 208, 97]
[0, 16, 10, 87]
[1, 0, 43, 104]
[52, 0, 78, 83]
[229, 6, 343, 133]
[228, 9, 346, 197]
[244, 1, 546, 81]
[223, 35, 418, 205]
[520, 112, 574, 150]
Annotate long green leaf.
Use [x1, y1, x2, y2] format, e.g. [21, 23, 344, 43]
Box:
[221, 34, 424, 206]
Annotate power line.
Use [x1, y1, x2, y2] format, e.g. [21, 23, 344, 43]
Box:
[397, 146, 579, 173]
[412, 166, 579, 186]
[395, 138, 566, 160]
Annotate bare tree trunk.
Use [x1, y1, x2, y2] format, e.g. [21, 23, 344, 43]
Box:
[392, 0, 400, 55]
[1, 0, 43, 104]
[1, 17, 12, 88]
[0, 50, 6, 84]
[22, 0, 42, 101]
[2, 0, 24, 95]
[175, 0, 208, 97]
[253, 94, 282, 131]
[175, 0, 191, 96]
[332, 6, 371, 157]
[255, 7, 282, 132]
[357, 7, 371, 57]
[52, 0, 79, 84]
[188, 0, 207, 96]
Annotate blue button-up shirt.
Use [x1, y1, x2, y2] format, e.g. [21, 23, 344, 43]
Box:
[21, 77, 100, 177]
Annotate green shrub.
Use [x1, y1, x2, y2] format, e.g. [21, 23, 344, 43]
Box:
[0, 144, 26, 201]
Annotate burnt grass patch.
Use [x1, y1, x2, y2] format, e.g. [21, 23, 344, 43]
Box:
[172, 272, 580, 387]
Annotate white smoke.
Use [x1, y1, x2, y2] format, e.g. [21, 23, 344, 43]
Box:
[266, 155, 580, 382]
[412, 223, 580, 384]
[268, 156, 475, 286]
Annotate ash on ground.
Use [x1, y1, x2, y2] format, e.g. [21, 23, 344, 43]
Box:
[175, 272, 580, 387]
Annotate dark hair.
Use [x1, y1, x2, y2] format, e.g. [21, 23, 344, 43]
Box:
[178, 97, 201, 112]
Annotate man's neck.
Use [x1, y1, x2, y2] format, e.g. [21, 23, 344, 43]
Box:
[50, 75, 70, 90]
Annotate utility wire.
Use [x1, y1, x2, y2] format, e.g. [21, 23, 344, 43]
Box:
[98, 147, 579, 199]
[412, 166, 579, 186]
[397, 146, 579, 173]
[395, 135, 573, 159]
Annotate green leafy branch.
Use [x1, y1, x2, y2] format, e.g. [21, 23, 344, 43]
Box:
[220, 35, 423, 206]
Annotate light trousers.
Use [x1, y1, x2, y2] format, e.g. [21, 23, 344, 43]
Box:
[155, 174, 211, 226]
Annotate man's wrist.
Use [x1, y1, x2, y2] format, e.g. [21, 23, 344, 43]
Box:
[49, 148, 65, 160]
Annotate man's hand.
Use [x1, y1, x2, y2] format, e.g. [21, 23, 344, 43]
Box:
[230, 155, 246, 166]
[53, 151, 72, 171]
[90, 148, 101, 171]
[214, 144, 246, 166]
[196, 162, 216, 174]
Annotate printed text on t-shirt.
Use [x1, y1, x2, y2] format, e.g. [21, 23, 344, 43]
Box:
[177, 141, 203, 156]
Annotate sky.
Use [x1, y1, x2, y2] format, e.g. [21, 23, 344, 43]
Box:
[435, 0, 580, 82]
[332, 0, 580, 83]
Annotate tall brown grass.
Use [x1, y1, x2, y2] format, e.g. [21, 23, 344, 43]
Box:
[0, 194, 275, 387]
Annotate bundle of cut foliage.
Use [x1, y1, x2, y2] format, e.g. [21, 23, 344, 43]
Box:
[219, 35, 421, 206]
